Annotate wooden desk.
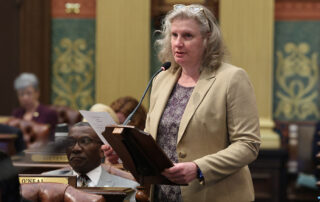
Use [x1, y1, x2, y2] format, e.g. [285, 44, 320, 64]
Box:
[13, 160, 68, 174]
[249, 149, 288, 202]
[0, 134, 17, 155]
[250, 149, 319, 202]
[286, 173, 318, 202]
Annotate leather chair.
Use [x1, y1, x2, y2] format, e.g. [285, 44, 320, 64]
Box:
[102, 164, 149, 202]
[49, 105, 82, 126]
[21, 182, 105, 202]
[6, 118, 50, 149]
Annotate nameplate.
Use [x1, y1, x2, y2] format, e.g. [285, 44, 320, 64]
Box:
[19, 177, 68, 184]
[31, 154, 68, 163]
[19, 175, 76, 186]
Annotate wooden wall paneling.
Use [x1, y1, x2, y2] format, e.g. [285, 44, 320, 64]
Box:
[0, 1, 20, 115]
[19, 0, 51, 105]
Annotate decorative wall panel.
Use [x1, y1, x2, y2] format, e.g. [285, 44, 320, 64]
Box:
[51, 0, 95, 110]
[275, 0, 320, 20]
[273, 1, 320, 121]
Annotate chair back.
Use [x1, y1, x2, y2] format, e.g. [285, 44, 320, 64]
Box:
[7, 118, 50, 149]
[49, 105, 82, 126]
[21, 182, 105, 202]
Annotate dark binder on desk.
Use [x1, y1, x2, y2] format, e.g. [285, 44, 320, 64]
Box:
[102, 125, 180, 186]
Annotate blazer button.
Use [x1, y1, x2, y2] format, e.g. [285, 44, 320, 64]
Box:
[178, 152, 187, 158]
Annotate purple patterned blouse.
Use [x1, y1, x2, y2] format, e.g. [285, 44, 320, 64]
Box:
[154, 83, 194, 202]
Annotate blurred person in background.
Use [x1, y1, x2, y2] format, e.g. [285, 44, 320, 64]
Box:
[110, 96, 147, 130]
[84, 103, 120, 124]
[12, 73, 58, 138]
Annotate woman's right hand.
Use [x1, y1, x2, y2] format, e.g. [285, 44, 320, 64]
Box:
[101, 144, 119, 164]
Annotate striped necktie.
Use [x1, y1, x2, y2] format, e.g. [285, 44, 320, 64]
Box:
[78, 174, 90, 187]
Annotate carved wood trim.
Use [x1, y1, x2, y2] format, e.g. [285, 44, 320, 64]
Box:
[0, 1, 20, 114]
[51, 0, 96, 18]
[275, 0, 320, 20]
[19, 0, 51, 104]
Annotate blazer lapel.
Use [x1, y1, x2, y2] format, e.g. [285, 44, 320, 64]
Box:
[150, 69, 181, 139]
[177, 68, 216, 143]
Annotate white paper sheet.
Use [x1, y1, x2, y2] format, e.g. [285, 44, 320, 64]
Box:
[79, 110, 116, 145]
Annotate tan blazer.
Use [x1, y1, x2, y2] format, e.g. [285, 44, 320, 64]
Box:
[145, 63, 261, 202]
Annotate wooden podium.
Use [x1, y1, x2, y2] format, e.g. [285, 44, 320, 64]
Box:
[103, 125, 179, 186]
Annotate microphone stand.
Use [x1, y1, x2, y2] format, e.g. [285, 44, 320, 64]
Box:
[123, 63, 170, 125]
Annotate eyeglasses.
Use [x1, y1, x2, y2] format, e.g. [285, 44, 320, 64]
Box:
[65, 137, 101, 148]
[173, 4, 204, 13]
[173, 4, 211, 31]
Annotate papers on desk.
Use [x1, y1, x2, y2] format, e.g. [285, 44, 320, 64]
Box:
[79, 110, 116, 145]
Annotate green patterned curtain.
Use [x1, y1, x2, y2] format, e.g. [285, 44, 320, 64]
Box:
[273, 22, 320, 121]
[51, 19, 95, 110]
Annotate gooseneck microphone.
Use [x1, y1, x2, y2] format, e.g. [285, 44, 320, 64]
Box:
[123, 62, 171, 126]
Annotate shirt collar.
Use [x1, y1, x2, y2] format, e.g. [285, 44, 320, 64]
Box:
[73, 165, 102, 187]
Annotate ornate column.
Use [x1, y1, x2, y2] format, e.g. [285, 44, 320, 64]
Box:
[96, 0, 150, 106]
[220, 0, 280, 148]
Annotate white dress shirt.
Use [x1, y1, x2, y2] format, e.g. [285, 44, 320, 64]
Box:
[73, 165, 102, 187]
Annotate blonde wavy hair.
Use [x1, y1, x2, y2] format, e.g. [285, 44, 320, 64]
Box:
[83, 103, 120, 124]
[155, 4, 226, 72]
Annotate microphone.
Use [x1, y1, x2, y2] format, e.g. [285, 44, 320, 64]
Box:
[123, 62, 171, 126]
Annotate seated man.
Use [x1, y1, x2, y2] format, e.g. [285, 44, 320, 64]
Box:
[44, 122, 139, 201]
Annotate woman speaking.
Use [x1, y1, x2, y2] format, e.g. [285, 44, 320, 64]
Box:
[103, 4, 260, 202]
